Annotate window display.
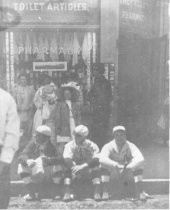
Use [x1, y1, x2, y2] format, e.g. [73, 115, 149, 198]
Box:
[3, 30, 98, 105]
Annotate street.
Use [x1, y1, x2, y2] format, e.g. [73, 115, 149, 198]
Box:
[9, 195, 169, 209]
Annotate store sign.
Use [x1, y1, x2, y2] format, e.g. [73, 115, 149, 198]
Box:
[33, 62, 67, 72]
[3, 0, 99, 25]
[17, 46, 80, 56]
[120, 0, 154, 36]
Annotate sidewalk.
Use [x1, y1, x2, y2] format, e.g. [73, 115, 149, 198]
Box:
[9, 195, 169, 209]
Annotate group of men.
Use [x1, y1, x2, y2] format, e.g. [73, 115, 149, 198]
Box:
[0, 86, 150, 209]
[18, 124, 148, 202]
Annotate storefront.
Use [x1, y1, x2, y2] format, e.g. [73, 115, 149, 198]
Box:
[1, 0, 100, 98]
[0, 0, 168, 140]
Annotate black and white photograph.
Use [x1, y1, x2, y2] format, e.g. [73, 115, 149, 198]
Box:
[0, 0, 169, 209]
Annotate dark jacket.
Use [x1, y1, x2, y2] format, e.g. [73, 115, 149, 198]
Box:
[88, 75, 112, 110]
[18, 140, 65, 166]
[20, 140, 57, 160]
[49, 101, 81, 139]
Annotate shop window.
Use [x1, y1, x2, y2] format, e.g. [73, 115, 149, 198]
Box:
[4, 30, 98, 104]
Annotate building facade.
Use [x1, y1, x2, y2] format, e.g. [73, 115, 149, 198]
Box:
[0, 0, 168, 141]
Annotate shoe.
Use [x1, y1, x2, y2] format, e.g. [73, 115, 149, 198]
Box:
[102, 192, 109, 201]
[125, 197, 138, 202]
[63, 193, 74, 202]
[53, 195, 61, 200]
[23, 194, 39, 202]
[63, 185, 75, 202]
[139, 192, 153, 201]
[94, 193, 101, 201]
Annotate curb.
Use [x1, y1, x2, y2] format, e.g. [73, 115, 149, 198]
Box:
[10, 179, 169, 197]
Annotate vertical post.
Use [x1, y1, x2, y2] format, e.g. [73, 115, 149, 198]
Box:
[10, 31, 15, 88]
[92, 32, 96, 63]
[6, 31, 10, 91]
[87, 32, 92, 91]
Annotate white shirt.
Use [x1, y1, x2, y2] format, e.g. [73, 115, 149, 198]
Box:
[100, 140, 144, 170]
[0, 88, 20, 163]
[63, 139, 99, 165]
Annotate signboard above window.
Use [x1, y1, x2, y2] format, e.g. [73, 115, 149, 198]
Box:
[33, 62, 67, 72]
[3, 0, 99, 26]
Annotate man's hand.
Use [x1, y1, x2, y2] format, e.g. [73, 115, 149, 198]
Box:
[116, 164, 125, 174]
[116, 164, 124, 169]
[0, 161, 10, 175]
[72, 163, 88, 175]
[27, 159, 36, 168]
[18, 155, 28, 167]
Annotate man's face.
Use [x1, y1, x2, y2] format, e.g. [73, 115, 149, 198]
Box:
[114, 130, 126, 148]
[20, 76, 27, 87]
[75, 133, 86, 146]
[36, 133, 48, 145]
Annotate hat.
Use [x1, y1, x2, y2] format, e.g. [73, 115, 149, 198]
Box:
[36, 125, 51, 137]
[113, 126, 126, 134]
[74, 125, 89, 137]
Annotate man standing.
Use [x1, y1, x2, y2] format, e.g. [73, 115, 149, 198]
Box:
[88, 63, 112, 148]
[100, 126, 149, 201]
[63, 125, 101, 201]
[0, 88, 20, 208]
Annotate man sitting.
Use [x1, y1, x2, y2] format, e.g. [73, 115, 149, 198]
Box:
[100, 125, 150, 201]
[18, 125, 65, 201]
[63, 125, 101, 201]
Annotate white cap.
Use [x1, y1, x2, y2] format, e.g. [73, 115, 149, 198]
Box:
[113, 126, 126, 134]
[36, 125, 51, 137]
[74, 125, 89, 137]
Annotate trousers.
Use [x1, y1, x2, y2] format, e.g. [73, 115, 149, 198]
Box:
[0, 164, 10, 209]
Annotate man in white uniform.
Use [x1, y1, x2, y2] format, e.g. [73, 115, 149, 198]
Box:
[0, 88, 20, 208]
[100, 125, 150, 201]
[63, 125, 101, 201]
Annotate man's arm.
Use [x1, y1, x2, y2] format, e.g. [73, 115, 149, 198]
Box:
[0, 96, 20, 164]
[18, 140, 36, 166]
[127, 143, 145, 170]
[63, 143, 75, 169]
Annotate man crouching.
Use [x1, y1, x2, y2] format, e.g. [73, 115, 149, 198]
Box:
[63, 125, 101, 201]
[100, 126, 150, 201]
[18, 125, 65, 201]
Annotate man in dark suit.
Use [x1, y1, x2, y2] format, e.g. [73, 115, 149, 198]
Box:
[88, 63, 112, 148]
